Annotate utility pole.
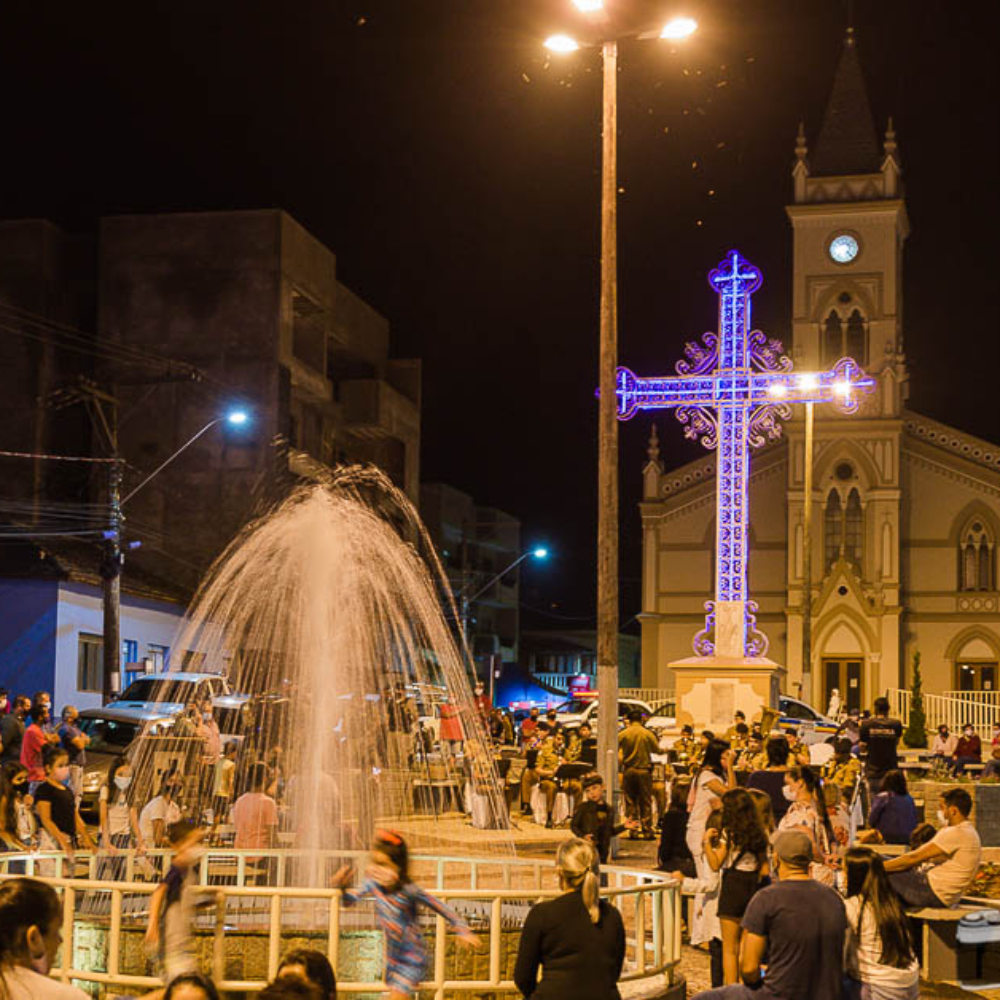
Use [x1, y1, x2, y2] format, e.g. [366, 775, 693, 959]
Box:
[102, 459, 124, 703]
[596, 38, 620, 802]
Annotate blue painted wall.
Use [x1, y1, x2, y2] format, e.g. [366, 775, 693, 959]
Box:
[0, 579, 58, 698]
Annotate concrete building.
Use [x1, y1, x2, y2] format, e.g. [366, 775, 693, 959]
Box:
[101, 210, 421, 591]
[420, 483, 521, 669]
[522, 629, 642, 693]
[636, 33, 1000, 708]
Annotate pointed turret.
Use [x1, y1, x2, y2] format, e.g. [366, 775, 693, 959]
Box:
[881, 116, 902, 197]
[792, 121, 809, 202]
[643, 424, 662, 499]
[812, 27, 880, 176]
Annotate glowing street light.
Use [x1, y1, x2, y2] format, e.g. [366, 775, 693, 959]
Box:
[544, 34, 581, 53]
[532, 547, 549, 560]
[661, 16, 698, 40]
[227, 409, 249, 426]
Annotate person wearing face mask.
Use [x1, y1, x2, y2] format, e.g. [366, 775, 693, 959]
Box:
[332, 829, 479, 999]
[97, 759, 145, 879]
[0, 878, 91, 999]
[776, 766, 836, 886]
[1, 696, 31, 765]
[1, 761, 33, 855]
[21, 701, 59, 796]
[883, 787, 982, 909]
[33, 744, 95, 869]
[139, 776, 184, 848]
[931, 723, 957, 761]
[952, 723, 982, 775]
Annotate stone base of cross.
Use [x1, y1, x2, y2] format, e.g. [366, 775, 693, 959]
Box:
[617, 250, 874, 714]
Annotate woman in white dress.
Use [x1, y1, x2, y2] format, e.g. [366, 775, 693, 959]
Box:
[685, 739, 736, 944]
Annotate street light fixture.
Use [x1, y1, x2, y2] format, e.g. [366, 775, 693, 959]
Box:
[545, 2, 697, 816]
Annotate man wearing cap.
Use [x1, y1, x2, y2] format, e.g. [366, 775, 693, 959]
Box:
[691, 829, 847, 1000]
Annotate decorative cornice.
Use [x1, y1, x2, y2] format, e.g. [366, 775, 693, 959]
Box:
[903, 409, 1000, 474]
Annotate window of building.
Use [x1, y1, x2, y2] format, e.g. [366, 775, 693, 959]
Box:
[959, 520, 995, 592]
[824, 490, 842, 570]
[821, 307, 867, 366]
[78, 633, 104, 693]
[824, 488, 863, 572]
[956, 661, 997, 692]
[122, 639, 139, 664]
[291, 290, 327, 374]
[148, 644, 169, 670]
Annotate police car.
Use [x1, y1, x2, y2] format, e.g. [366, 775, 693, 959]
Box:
[774, 695, 839, 745]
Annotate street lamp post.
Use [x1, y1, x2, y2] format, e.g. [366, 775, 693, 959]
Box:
[801, 401, 815, 704]
[546, 4, 697, 802]
[101, 409, 250, 702]
[459, 547, 548, 695]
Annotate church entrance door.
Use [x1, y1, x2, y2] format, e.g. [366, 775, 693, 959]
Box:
[823, 659, 863, 714]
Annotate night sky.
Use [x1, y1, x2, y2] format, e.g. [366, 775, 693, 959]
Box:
[2, 1, 997, 625]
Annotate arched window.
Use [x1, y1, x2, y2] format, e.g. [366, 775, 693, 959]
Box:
[844, 489, 863, 568]
[845, 310, 866, 365]
[959, 520, 995, 592]
[824, 490, 842, 571]
[823, 311, 843, 367]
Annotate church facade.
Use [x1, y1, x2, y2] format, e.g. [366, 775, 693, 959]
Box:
[637, 33, 1000, 709]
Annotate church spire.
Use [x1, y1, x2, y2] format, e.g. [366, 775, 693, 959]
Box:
[811, 26, 880, 176]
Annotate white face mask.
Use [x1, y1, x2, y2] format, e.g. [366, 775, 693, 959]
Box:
[115, 775, 133, 790]
[937, 809, 948, 825]
[782, 785, 798, 801]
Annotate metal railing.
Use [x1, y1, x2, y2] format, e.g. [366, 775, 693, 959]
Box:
[887, 688, 999, 737]
[0, 849, 682, 998]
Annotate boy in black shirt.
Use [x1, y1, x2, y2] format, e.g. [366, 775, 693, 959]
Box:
[569, 774, 638, 864]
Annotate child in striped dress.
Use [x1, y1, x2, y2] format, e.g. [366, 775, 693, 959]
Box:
[331, 830, 480, 999]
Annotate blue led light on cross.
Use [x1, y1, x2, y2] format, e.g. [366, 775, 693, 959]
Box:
[612, 249, 876, 658]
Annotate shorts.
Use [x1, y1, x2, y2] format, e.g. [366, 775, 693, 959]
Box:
[717, 867, 760, 920]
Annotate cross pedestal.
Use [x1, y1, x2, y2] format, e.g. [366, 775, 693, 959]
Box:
[617, 250, 874, 729]
[669, 655, 784, 733]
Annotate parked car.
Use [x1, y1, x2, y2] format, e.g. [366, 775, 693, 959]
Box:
[77, 705, 177, 813]
[643, 703, 678, 739]
[774, 694, 839, 745]
[112, 670, 231, 713]
[553, 695, 655, 737]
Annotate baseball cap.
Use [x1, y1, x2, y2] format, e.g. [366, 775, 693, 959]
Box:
[771, 830, 812, 867]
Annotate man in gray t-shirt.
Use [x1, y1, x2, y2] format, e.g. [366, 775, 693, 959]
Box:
[691, 830, 847, 1000]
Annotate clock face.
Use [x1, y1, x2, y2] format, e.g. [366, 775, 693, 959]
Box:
[829, 234, 859, 264]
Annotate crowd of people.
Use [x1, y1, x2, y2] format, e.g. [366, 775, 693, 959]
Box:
[2, 683, 998, 1000]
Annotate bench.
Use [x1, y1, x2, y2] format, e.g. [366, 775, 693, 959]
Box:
[907, 903, 1000, 981]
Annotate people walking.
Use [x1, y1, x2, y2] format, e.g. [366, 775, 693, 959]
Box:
[514, 838, 625, 1000]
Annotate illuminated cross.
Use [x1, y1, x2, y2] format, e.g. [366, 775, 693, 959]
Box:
[617, 249, 875, 659]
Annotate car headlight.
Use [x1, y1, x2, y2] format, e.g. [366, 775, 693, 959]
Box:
[83, 771, 102, 791]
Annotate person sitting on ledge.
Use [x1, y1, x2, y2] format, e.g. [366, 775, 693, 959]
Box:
[982, 744, 1000, 780]
[952, 724, 982, 776]
[883, 786, 982, 909]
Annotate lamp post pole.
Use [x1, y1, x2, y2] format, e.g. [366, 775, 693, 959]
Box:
[801, 401, 815, 705]
[596, 38, 620, 800]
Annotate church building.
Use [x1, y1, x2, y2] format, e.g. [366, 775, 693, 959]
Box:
[637, 31, 1000, 710]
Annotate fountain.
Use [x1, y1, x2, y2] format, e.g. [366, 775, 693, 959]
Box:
[0, 466, 683, 997]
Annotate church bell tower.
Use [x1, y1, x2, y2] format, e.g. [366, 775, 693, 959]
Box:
[784, 27, 908, 709]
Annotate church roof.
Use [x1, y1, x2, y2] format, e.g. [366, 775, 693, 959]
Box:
[812, 29, 881, 177]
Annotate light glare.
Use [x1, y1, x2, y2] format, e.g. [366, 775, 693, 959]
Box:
[797, 374, 819, 391]
[533, 547, 549, 560]
[768, 384, 787, 398]
[661, 17, 698, 40]
[572, 0, 604, 11]
[834, 381, 851, 396]
[544, 34, 580, 53]
[227, 410, 249, 425]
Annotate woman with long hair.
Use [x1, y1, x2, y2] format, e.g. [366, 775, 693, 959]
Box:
[703, 788, 770, 984]
[686, 739, 736, 946]
[843, 847, 919, 999]
[514, 838, 625, 999]
[778, 765, 836, 885]
[0, 877, 90, 999]
[0, 762, 33, 853]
